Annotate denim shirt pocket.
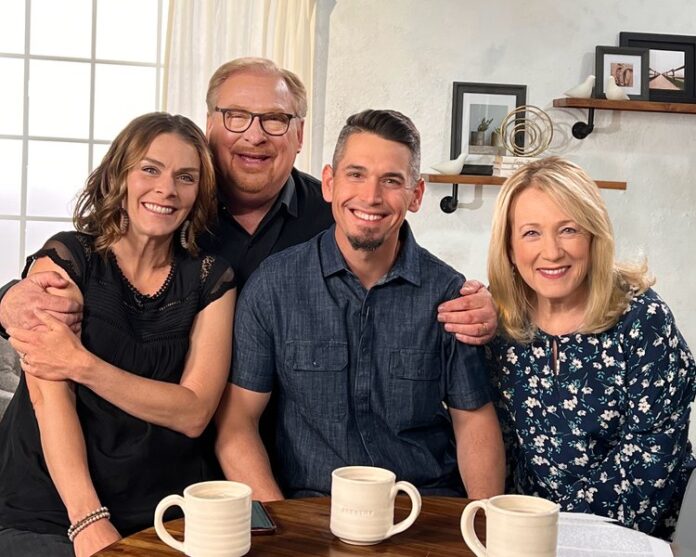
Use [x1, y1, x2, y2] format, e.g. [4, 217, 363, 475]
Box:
[387, 349, 444, 429]
[284, 340, 349, 420]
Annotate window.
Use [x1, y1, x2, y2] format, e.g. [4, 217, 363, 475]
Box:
[0, 0, 168, 283]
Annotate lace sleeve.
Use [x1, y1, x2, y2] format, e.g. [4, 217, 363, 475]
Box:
[199, 255, 237, 310]
[21, 231, 91, 289]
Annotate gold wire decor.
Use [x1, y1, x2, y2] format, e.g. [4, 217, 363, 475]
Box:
[500, 105, 554, 157]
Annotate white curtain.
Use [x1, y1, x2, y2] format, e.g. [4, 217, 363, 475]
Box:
[163, 0, 317, 172]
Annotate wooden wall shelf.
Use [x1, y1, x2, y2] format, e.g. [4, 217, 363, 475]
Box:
[552, 97, 696, 138]
[553, 97, 696, 114]
[422, 173, 626, 190]
[422, 173, 627, 213]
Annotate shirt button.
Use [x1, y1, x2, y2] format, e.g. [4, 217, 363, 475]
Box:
[312, 360, 319, 367]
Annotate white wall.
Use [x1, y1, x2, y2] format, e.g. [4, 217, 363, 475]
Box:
[317, 0, 696, 441]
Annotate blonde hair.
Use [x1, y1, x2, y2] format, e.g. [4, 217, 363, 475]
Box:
[488, 156, 653, 343]
[73, 112, 217, 256]
[206, 57, 307, 118]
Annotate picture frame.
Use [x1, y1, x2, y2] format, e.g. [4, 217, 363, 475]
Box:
[450, 82, 526, 174]
[594, 46, 649, 100]
[619, 32, 696, 103]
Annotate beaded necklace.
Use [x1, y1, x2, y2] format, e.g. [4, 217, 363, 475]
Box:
[109, 250, 176, 306]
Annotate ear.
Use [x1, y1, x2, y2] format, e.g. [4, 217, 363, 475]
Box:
[407, 178, 426, 213]
[321, 164, 334, 203]
[205, 113, 213, 139]
[295, 118, 305, 153]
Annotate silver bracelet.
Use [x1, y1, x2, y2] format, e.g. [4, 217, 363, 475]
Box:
[67, 506, 111, 542]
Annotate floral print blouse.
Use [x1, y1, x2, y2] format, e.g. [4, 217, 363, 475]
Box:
[488, 289, 696, 538]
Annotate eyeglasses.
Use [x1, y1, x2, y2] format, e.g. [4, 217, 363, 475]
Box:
[214, 107, 298, 136]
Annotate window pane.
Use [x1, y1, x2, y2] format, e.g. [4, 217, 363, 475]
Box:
[28, 60, 91, 139]
[0, 140, 23, 215]
[0, 221, 20, 285]
[25, 220, 73, 258]
[92, 143, 111, 170]
[30, 0, 92, 58]
[96, 0, 158, 63]
[0, 0, 25, 54]
[94, 64, 156, 140]
[0, 58, 24, 135]
[27, 140, 87, 218]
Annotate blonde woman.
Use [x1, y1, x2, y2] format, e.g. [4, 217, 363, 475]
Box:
[487, 156, 695, 539]
[0, 113, 236, 556]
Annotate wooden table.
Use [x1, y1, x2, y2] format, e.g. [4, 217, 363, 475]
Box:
[95, 496, 483, 556]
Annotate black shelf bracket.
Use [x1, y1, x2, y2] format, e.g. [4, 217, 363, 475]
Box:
[571, 107, 595, 139]
[440, 184, 459, 213]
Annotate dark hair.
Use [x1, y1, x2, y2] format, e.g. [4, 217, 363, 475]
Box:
[73, 112, 216, 256]
[332, 109, 421, 183]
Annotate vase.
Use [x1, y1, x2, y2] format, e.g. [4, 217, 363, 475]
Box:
[470, 131, 485, 146]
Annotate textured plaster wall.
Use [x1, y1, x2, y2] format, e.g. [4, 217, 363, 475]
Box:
[316, 0, 696, 441]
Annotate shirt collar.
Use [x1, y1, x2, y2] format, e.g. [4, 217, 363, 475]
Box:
[217, 171, 299, 219]
[320, 221, 421, 286]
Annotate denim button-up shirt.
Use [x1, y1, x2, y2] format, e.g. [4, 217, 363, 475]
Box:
[232, 223, 490, 497]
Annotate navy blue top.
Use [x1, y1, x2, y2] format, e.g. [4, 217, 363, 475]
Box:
[489, 289, 696, 538]
[232, 223, 490, 497]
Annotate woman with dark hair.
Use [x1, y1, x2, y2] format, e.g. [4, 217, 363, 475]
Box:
[0, 112, 236, 556]
[487, 156, 695, 539]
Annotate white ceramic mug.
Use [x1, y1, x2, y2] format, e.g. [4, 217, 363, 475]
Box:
[330, 465, 422, 545]
[460, 494, 559, 557]
[154, 480, 252, 557]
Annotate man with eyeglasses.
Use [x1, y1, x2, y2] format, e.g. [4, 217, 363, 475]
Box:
[0, 57, 496, 342]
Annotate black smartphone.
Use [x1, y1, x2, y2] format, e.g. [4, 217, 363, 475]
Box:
[251, 500, 277, 535]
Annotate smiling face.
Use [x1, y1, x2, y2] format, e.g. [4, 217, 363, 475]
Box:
[322, 132, 424, 258]
[509, 185, 591, 312]
[124, 133, 200, 242]
[206, 70, 303, 205]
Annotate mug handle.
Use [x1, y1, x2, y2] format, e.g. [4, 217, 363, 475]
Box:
[461, 499, 488, 557]
[386, 481, 422, 538]
[154, 494, 186, 552]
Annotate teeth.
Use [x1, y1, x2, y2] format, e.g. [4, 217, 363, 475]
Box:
[539, 268, 567, 276]
[143, 202, 174, 215]
[353, 210, 383, 222]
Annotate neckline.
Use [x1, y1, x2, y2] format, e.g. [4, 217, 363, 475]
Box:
[109, 250, 176, 302]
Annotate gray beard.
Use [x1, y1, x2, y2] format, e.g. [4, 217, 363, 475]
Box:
[347, 234, 384, 252]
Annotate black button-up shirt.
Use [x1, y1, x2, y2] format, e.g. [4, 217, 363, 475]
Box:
[200, 168, 334, 290]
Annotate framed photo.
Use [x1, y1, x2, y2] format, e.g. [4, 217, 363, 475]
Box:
[594, 46, 649, 100]
[451, 82, 526, 174]
[619, 32, 696, 103]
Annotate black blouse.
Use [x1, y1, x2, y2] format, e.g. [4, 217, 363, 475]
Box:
[0, 231, 236, 536]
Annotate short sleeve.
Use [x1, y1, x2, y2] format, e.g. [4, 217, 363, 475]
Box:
[21, 231, 91, 289]
[230, 269, 275, 392]
[198, 255, 236, 310]
[441, 276, 492, 410]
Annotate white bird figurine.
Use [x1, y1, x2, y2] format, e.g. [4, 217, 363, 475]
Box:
[564, 75, 595, 98]
[605, 75, 630, 101]
[431, 152, 467, 175]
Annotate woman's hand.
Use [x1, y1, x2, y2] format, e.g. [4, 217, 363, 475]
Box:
[73, 519, 122, 557]
[8, 308, 92, 382]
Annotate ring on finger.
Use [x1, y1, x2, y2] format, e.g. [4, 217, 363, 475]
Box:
[19, 352, 25, 364]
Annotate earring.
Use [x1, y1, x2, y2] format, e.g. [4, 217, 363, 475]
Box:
[119, 209, 129, 235]
[180, 221, 191, 249]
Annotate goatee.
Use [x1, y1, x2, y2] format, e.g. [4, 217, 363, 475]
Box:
[347, 234, 384, 252]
